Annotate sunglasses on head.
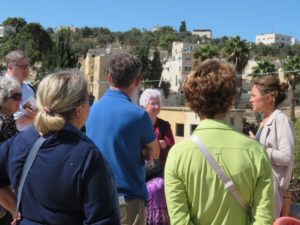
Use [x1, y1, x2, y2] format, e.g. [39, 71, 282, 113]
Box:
[9, 92, 22, 101]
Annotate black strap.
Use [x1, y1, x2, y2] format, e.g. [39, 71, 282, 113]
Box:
[16, 136, 46, 213]
[27, 83, 36, 96]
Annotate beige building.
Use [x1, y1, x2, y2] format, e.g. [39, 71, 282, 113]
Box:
[84, 53, 110, 100]
[83, 46, 130, 100]
[159, 107, 244, 143]
[192, 29, 213, 40]
[56, 26, 78, 32]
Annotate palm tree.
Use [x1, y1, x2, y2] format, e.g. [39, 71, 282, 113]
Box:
[283, 55, 300, 120]
[193, 44, 218, 61]
[223, 36, 250, 107]
[193, 44, 219, 68]
[223, 36, 250, 74]
[251, 60, 277, 77]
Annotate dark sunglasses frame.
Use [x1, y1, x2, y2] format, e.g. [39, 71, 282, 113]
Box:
[15, 64, 30, 70]
[9, 92, 22, 101]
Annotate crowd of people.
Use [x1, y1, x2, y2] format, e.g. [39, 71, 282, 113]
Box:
[0, 50, 295, 225]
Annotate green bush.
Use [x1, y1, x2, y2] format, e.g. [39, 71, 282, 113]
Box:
[293, 119, 300, 179]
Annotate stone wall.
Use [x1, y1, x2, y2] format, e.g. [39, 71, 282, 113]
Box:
[159, 107, 244, 143]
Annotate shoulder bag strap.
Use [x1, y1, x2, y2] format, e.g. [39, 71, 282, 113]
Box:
[191, 134, 252, 218]
[16, 136, 46, 213]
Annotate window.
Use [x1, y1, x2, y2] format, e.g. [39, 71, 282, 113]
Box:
[176, 123, 184, 137]
[190, 124, 197, 134]
[184, 66, 192, 72]
[90, 76, 94, 82]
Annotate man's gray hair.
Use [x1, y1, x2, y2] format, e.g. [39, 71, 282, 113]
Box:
[107, 53, 142, 88]
[0, 76, 21, 111]
[139, 88, 162, 107]
[5, 50, 29, 66]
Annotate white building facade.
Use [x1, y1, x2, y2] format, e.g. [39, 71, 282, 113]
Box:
[161, 42, 199, 93]
[0, 25, 15, 38]
[256, 33, 293, 46]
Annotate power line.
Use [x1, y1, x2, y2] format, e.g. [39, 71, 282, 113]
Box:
[247, 69, 300, 77]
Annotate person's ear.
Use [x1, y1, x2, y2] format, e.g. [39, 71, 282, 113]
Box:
[74, 105, 82, 118]
[7, 63, 14, 70]
[265, 94, 274, 103]
[134, 75, 141, 87]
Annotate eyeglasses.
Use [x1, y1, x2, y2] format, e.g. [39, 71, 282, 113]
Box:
[148, 102, 161, 107]
[15, 64, 30, 70]
[9, 92, 22, 101]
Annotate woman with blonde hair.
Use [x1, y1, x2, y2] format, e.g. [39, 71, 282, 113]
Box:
[250, 75, 294, 218]
[0, 70, 120, 225]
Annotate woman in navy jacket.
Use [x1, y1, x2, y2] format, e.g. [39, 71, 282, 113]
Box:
[0, 70, 120, 225]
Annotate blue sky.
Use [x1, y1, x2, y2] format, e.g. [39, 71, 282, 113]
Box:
[0, 0, 299, 42]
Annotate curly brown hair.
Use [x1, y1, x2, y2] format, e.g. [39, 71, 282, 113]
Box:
[183, 59, 236, 118]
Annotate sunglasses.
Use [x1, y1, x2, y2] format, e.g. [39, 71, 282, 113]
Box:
[15, 64, 30, 70]
[9, 92, 22, 101]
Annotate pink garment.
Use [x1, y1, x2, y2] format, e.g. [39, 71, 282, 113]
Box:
[273, 216, 300, 225]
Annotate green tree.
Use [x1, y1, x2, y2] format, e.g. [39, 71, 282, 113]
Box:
[223, 36, 250, 74]
[158, 34, 176, 52]
[38, 29, 78, 81]
[193, 44, 218, 62]
[179, 20, 187, 32]
[251, 60, 277, 77]
[150, 50, 163, 88]
[223, 36, 250, 107]
[0, 22, 54, 66]
[134, 45, 152, 82]
[18, 23, 54, 65]
[2, 17, 26, 32]
[55, 29, 77, 68]
[80, 26, 94, 38]
[160, 81, 171, 98]
[124, 28, 143, 47]
[46, 27, 55, 34]
[283, 55, 300, 120]
[96, 27, 114, 47]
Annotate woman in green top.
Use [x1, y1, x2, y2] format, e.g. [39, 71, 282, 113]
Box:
[164, 59, 274, 225]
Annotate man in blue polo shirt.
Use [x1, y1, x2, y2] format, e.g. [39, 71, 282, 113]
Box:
[86, 53, 160, 225]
